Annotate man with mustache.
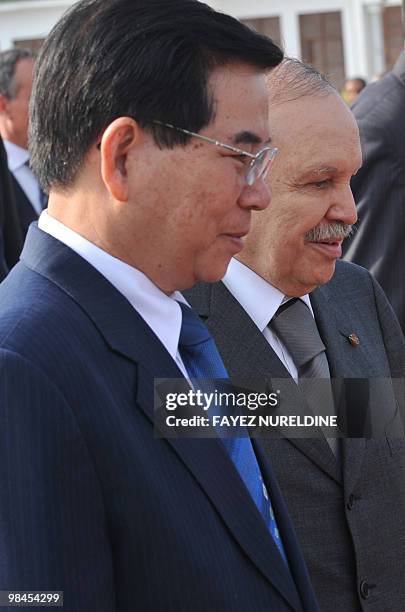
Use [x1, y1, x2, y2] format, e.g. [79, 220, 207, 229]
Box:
[186, 58, 405, 611]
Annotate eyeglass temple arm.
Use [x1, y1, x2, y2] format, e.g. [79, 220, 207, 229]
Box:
[151, 119, 257, 158]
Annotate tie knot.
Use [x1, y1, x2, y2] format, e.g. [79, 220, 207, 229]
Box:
[270, 298, 326, 369]
[177, 302, 228, 380]
[178, 302, 212, 347]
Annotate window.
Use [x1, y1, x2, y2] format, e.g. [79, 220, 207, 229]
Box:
[299, 12, 345, 89]
[383, 6, 403, 71]
[14, 38, 44, 53]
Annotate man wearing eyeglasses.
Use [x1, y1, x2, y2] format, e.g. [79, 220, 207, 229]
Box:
[186, 58, 405, 612]
[0, 1, 320, 611]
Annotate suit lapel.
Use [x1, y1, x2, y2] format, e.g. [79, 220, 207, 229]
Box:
[310, 284, 367, 489]
[186, 282, 342, 485]
[310, 283, 378, 377]
[21, 226, 302, 612]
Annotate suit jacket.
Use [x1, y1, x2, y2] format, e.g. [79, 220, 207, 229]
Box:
[0, 224, 319, 612]
[9, 173, 38, 239]
[0, 137, 23, 280]
[185, 260, 405, 612]
[343, 51, 405, 332]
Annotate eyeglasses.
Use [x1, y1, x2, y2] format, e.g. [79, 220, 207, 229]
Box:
[152, 119, 278, 186]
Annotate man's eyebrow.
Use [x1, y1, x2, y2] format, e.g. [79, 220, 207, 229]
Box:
[232, 131, 270, 146]
[298, 165, 338, 180]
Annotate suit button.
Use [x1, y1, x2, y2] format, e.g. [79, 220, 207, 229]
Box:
[359, 580, 370, 599]
[347, 493, 355, 510]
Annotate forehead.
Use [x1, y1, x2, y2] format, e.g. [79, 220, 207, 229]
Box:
[269, 93, 362, 173]
[205, 64, 270, 142]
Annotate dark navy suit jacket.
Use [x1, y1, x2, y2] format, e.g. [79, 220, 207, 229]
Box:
[0, 225, 319, 612]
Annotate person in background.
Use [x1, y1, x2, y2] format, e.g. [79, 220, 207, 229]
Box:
[343, 0, 405, 333]
[342, 76, 366, 105]
[186, 58, 405, 612]
[0, 48, 46, 240]
[0, 134, 23, 279]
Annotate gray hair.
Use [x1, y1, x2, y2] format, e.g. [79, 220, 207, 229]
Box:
[266, 57, 336, 104]
[0, 48, 36, 99]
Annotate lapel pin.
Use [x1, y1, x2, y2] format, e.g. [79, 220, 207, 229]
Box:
[348, 333, 360, 347]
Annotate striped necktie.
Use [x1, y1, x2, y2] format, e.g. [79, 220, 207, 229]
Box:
[270, 298, 340, 458]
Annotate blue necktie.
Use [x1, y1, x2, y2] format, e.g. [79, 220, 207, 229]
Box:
[178, 302, 288, 563]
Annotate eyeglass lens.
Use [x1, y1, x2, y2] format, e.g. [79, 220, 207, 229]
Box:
[246, 149, 277, 186]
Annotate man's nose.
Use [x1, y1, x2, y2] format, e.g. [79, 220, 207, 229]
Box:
[239, 177, 271, 211]
[327, 185, 358, 226]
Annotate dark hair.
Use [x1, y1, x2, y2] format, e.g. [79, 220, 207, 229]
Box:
[29, 0, 283, 191]
[266, 57, 335, 104]
[0, 48, 36, 99]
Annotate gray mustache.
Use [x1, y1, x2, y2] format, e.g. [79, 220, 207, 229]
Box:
[305, 222, 353, 242]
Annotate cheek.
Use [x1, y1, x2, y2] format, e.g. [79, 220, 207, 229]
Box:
[199, 184, 241, 227]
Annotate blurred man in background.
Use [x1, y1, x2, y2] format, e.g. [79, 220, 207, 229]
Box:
[0, 49, 46, 240]
[343, 1, 405, 332]
[341, 77, 366, 105]
[0, 134, 23, 279]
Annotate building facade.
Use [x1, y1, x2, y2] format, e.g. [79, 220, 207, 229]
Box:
[0, 0, 403, 88]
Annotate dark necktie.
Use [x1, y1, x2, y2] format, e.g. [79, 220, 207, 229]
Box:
[270, 298, 339, 457]
[178, 302, 288, 563]
[38, 186, 48, 209]
[25, 159, 48, 210]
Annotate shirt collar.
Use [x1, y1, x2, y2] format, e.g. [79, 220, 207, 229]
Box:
[38, 211, 188, 361]
[223, 257, 313, 332]
[2, 139, 29, 172]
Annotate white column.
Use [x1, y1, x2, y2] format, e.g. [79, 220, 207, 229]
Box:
[279, 7, 301, 58]
[365, 3, 385, 78]
[342, 0, 369, 77]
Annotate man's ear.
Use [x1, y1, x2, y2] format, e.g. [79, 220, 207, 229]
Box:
[99, 117, 142, 202]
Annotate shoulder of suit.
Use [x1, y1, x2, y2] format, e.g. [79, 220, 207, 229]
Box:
[352, 71, 405, 123]
[0, 261, 91, 357]
[322, 260, 374, 294]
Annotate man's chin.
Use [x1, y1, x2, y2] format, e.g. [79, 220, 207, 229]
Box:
[311, 261, 337, 288]
[198, 259, 232, 286]
[287, 262, 337, 296]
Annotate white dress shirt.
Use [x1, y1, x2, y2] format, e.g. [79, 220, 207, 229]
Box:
[223, 257, 314, 381]
[38, 211, 190, 377]
[3, 140, 43, 215]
